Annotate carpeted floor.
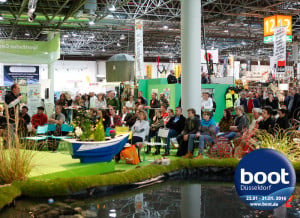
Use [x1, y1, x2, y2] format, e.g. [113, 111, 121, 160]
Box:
[28, 141, 207, 180]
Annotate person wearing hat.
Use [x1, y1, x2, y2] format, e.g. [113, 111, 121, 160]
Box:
[31, 106, 48, 133]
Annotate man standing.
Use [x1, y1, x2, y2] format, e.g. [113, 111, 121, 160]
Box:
[31, 106, 48, 133]
[107, 91, 120, 112]
[167, 70, 177, 84]
[138, 91, 148, 106]
[234, 92, 248, 113]
[159, 93, 169, 108]
[5, 83, 22, 123]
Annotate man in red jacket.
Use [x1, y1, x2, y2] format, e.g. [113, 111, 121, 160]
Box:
[31, 106, 48, 133]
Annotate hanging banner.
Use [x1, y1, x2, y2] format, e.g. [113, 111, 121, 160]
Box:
[146, 65, 152, 79]
[0, 33, 60, 64]
[273, 27, 286, 76]
[201, 49, 218, 64]
[4, 65, 39, 86]
[135, 19, 144, 79]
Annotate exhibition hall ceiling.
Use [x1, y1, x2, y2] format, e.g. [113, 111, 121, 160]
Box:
[0, 0, 299, 60]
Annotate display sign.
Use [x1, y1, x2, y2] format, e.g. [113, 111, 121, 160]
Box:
[27, 84, 41, 117]
[3, 65, 39, 86]
[264, 15, 292, 43]
[135, 19, 144, 79]
[201, 49, 219, 64]
[273, 27, 286, 75]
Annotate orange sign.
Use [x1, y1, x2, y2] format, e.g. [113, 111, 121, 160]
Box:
[264, 15, 292, 36]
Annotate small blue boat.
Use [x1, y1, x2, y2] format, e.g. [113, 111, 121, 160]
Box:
[64, 133, 130, 163]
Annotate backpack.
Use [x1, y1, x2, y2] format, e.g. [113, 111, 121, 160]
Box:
[120, 145, 140, 165]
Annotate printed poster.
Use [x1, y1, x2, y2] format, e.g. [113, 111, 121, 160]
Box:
[4, 65, 39, 86]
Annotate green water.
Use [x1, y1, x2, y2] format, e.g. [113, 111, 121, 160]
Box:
[1, 180, 300, 218]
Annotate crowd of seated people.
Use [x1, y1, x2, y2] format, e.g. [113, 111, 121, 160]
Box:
[1, 82, 299, 157]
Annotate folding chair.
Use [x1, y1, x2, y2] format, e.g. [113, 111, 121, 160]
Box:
[24, 125, 49, 150]
[49, 124, 74, 151]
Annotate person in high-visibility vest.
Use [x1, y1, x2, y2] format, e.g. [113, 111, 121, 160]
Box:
[225, 90, 233, 108]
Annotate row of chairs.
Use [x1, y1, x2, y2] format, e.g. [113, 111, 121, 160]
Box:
[24, 124, 74, 150]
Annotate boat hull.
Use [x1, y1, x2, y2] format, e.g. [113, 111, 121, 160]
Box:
[65, 134, 129, 163]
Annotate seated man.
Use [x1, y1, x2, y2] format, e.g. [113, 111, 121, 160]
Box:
[48, 105, 65, 126]
[249, 108, 263, 132]
[31, 106, 48, 133]
[176, 108, 200, 156]
[223, 106, 249, 140]
[121, 106, 132, 126]
[47, 105, 66, 151]
[184, 110, 217, 159]
[275, 108, 290, 130]
[259, 106, 275, 133]
[19, 106, 31, 136]
[163, 107, 186, 156]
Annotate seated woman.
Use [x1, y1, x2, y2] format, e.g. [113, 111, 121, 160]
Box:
[183, 111, 216, 159]
[146, 110, 164, 155]
[164, 108, 174, 126]
[131, 110, 149, 143]
[223, 106, 249, 140]
[130, 110, 150, 160]
[217, 109, 233, 137]
[115, 110, 149, 162]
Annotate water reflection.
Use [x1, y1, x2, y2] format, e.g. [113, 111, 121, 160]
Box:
[1, 180, 300, 218]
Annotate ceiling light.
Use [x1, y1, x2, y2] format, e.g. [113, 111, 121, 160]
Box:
[120, 34, 126, 40]
[108, 5, 116, 12]
[163, 25, 168, 29]
[117, 42, 121, 47]
[89, 20, 95, 25]
[101, 47, 106, 52]
[0, 0, 7, 2]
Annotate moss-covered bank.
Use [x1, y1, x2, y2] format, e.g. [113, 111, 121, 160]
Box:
[0, 158, 299, 210]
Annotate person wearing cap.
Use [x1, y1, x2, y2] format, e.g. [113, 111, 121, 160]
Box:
[31, 106, 48, 133]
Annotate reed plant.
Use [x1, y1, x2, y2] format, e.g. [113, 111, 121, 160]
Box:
[0, 104, 36, 184]
[255, 126, 300, 161]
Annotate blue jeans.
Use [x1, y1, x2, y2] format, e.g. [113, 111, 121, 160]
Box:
[222, 132, 237, 140]
[166, 129, 178, 151]
[188, 134, 214, 154]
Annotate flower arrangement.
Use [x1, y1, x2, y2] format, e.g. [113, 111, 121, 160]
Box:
[109, 129, 116, 138]
[73, 109, 105, 141]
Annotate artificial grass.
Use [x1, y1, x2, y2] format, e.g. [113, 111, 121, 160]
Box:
[0, 150, 300, 210]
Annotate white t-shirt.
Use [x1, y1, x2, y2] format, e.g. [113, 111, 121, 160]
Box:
[89, 96, 97, 109]
[201, 97, 213, 110]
